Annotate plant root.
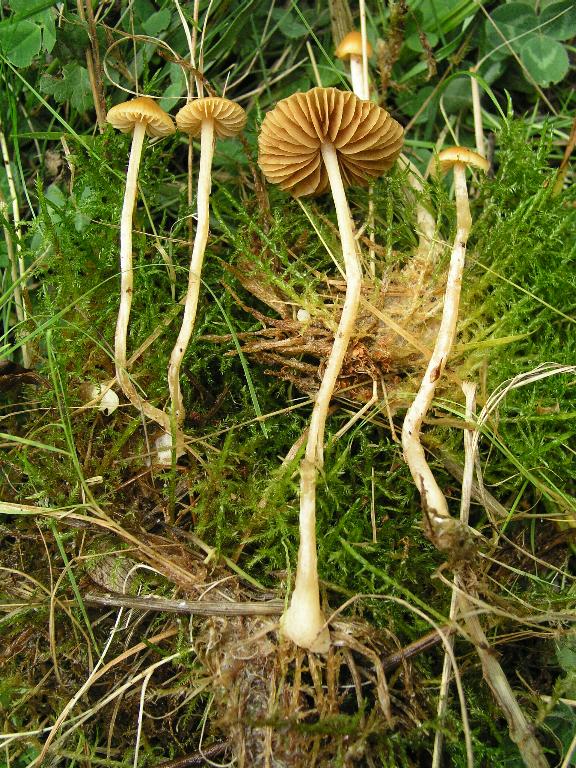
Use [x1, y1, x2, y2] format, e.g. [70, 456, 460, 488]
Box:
[194, 613, 426, 767]
[215, 248, 448, 413]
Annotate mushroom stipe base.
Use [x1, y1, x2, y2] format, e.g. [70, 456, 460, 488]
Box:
[194, 600, 426, 767]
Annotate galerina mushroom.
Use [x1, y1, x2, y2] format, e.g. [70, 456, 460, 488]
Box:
[335, 30, 372, 100]
[258, 87, 403, 652]
[106, 97, 175, 433]
[169, 96, 246, 426]
[401, 146, 488, 550]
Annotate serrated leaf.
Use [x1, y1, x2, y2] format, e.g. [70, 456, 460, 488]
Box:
[556, 638, 576, 675]
[0, 20, 42, 66]
[519, 35, 569, 85]
[40, 63, 93, 113]
[142, 8, 171, 36]
[540, 0, 576, 40]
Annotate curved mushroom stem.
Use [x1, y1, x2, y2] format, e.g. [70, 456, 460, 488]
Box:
[281, 142, 361, 653]
[401, 162, 471, 547]
[168, 118, 215, 426]
[115, 120, 171, 434]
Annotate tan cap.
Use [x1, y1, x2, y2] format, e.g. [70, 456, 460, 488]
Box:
[258, 87, 404, 197]
[437, 146, 489, 175]
[335, 30, 373, 60]
[106, 96, 175, 138]
[176, 97, 246, 138]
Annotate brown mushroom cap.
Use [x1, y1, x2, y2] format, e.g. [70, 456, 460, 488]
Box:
[176, 97, 246, 139]
[106, 96, 175, 138]
[258, 87, 404, 197]
[437, 146, 489, 175]
[335, 30, 373, 60]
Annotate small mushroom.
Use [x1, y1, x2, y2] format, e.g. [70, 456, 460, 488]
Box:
[169, 97, 246, 426]
[106, 97, 175, 433]
[401, 145, 488, 549]
[335, 30, 372, 100]
[259, 87, 403, 652]
[79, 382, 119, 416]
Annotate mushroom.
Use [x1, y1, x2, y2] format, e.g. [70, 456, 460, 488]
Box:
[335, 30, 372, 100]
[169, 97, 246, 426]
[401, 145, 488, 549]
[258, 87, 403, 652]
[79, 382, 120, 416]
[106, 97, 175, 433]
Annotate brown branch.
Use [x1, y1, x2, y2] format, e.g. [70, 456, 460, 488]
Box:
[84, 592, 284, 616]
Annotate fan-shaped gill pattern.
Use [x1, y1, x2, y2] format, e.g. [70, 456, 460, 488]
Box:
[258, 87, 404, 197]
[176, 97, 246, 138]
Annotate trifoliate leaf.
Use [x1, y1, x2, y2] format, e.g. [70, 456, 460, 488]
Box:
[484, 4, 538, 59]
[519, 35, 569, 85]
[540, 0, 576, 41]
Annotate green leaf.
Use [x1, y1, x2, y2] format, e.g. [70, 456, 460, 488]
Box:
[484, 3, 538, 59]
[0, 20, 42, 66]
[8, 0, 56, 52]
[397, 85, 434, 123]
[540, 0, 576, 40]
[40, 63, 93, 113]
[519, 35, 569, 85]
[556, 638, 576, 676]
[272, 9, 308, 38]
[442, 77, 472, 113]
[160, 63, 186, 112]
[142, 8, 172, 36]
[405, 31, 439, 52]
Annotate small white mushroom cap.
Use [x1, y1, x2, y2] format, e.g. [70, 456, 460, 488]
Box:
[80, 383, 120, 416]
[154, 432, 185, 466]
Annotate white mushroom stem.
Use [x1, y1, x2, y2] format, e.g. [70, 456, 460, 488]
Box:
[470, 69, 485, 159]
[349, 55, 366, 100]
[281, 142, 362, 653]
[401, 162, 471, 539]
[115, 120, 171, 433]
[359, 0, 370, 100]
[168, 118, 215, 426]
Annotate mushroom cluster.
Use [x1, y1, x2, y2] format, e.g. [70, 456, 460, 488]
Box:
[106, 97, 176, 436]
[105, 94, 245, 462]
